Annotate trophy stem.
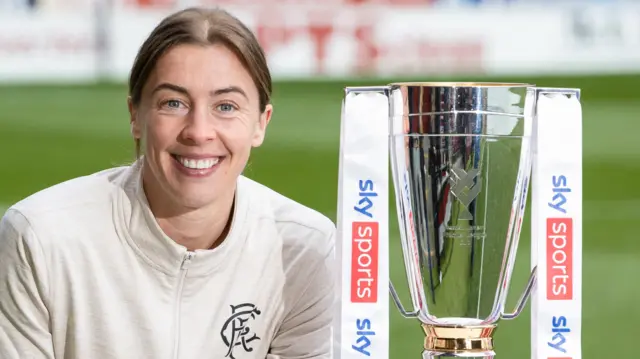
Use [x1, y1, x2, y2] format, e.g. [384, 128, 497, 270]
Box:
[421, 323, 497, 357]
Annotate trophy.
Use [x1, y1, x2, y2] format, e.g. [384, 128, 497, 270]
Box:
[334, 82, 582, 359]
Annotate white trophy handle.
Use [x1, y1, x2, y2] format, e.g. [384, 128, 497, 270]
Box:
[389, 281, 420, 318]
[502, 266, 537, 320]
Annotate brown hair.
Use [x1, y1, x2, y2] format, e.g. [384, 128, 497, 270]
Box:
[128, 7, 273, 158]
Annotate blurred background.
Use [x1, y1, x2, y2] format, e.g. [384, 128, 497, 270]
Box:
[0, 0, 639, 358]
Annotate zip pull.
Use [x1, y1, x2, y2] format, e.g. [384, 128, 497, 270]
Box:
[181, 252, 195, 270]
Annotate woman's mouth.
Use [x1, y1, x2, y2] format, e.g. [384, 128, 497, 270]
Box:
[171, 154, 223, 177]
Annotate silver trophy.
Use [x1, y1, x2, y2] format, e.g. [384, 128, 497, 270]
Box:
[386, 82, 538, 358]
[338, 83, 580, 358]
[349, 82, 546, 358]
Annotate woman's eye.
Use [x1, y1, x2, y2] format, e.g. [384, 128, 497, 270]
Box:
[167, 100, 182, 108]
[218, 103, 235, 112]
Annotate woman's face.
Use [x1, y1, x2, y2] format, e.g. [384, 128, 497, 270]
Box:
[129, 43, 272, 210]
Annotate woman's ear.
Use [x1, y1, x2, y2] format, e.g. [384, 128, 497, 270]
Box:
[128, 96, 142, 140]
[252, 104, 273, 147]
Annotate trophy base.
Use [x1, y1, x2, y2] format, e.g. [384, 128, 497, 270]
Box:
[421, 322, 497, 357]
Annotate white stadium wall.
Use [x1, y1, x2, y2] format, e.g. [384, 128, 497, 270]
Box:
[0, 0, 639, 83]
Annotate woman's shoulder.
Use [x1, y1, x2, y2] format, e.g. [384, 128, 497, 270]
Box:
[239, 177, 336, 311]
[3, 165, 134, 233]
[240, 176, 336, 249]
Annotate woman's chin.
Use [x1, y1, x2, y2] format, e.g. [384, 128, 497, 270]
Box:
[173, 190, 220, 210]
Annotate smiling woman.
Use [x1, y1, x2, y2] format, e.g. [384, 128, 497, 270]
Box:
[130, 41, 272, 251]
[0, 7, 336, 359]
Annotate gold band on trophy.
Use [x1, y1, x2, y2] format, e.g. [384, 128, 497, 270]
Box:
[422, 324, 497, 353]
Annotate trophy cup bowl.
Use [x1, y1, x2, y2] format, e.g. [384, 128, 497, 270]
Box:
[386, 83, 538, 358]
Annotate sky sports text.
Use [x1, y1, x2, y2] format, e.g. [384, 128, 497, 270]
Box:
[352, 318, 375, 357]
[351, 221, 378, 303]
[351, 179, 379, 357]
[354, 179, 377, 219]
[351, 179, 379, 303]
[547, 175, 573, 300]
[548, 316, 572, 356]
[546, 175, 574, 359]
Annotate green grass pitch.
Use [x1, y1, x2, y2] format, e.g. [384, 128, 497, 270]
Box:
[0, 74, 639, 358]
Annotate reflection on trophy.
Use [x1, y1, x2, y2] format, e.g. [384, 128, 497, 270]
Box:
[335, 82, 582, 359]
[387, 83, 538, 358]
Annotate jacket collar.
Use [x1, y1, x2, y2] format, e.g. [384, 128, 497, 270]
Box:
[116, 159, 250, 277]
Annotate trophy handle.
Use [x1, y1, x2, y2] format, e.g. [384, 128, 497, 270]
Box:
[389, 281, 420, 318]
[501, 265, 537, 320]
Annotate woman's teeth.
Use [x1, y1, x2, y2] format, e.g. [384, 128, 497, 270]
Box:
[176, 156, 219, 169]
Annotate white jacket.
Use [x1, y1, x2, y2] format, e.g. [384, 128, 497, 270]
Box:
[0, 160, 336, 359]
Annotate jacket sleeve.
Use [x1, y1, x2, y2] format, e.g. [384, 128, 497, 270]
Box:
[267, 229, 336, 359]
[0, 208, 55, 359]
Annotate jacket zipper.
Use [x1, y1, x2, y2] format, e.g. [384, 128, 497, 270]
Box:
[173, 251, 194, 359]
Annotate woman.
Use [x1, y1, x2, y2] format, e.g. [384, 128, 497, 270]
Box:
[0, 7, 336, 359]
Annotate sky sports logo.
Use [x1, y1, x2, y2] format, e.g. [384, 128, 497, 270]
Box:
[546, 175, 575, 359]
[352, 179, 379, 304]
[547, 175, 573, 301]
